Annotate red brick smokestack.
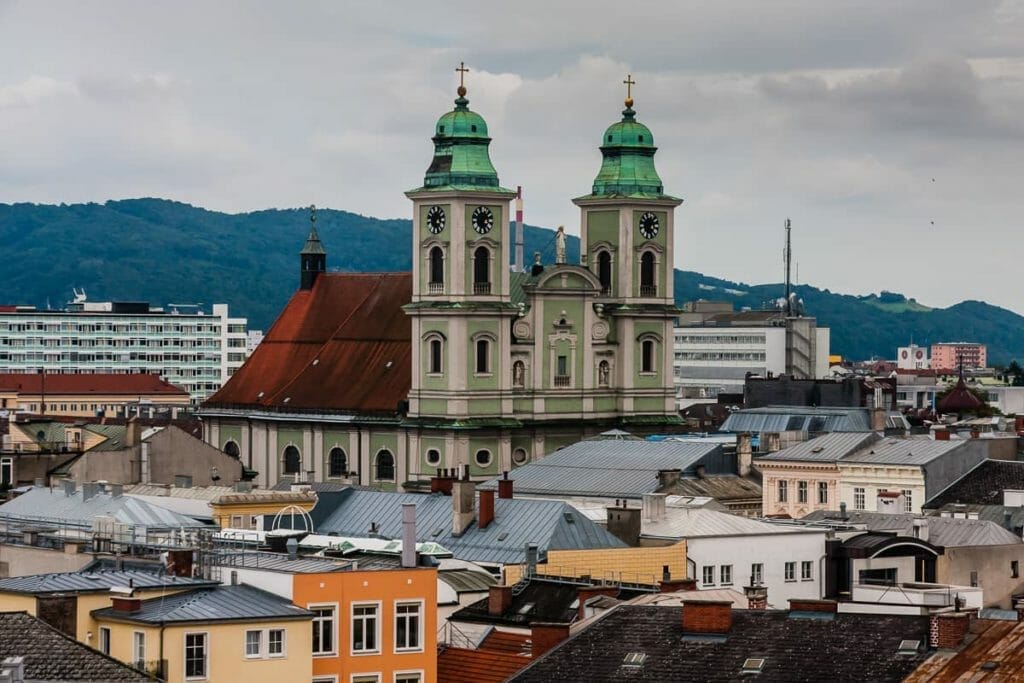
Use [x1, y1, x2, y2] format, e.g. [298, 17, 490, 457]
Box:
[479, 488, 495, 529]
[682, 600, 732, 634]
[498, 470, 514, 499]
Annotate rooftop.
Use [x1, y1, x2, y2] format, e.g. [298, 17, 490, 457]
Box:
[721, 406, 909, 434]
[92, 584, 313, 624]
[0, 372, 188, 397]
[0, 611, 150, 681]
[801, 510, 1022, 547]
[642, 507, 806, 540]
[0, 485, 207, 531]
[757, 432, 881, 463]
[924, 459, 1024, 509]
[905, 618, 1024, 681]
[838, 437, 965, 466]
[0, 568, 216, 595]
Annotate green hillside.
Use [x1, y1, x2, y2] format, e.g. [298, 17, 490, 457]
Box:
[2, 198, 1022, 364]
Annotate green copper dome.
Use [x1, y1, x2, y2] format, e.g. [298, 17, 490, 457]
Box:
[420, 93, 503, 190]
[586, 105, 675, 199]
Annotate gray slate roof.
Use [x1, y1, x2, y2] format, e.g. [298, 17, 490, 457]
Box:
[757, 432, 881, 462]
[721, 406, 909, 433]
[0, 486, 207, 530]
[801, 510, 1023, 547]
[478, 440, 725, 498]
[92, 584, 313, 624]
[0, 611, 149, 681]
[838, 438, 965, 465]
[295, 489, 626, 565]
[0, 569, 217, 595]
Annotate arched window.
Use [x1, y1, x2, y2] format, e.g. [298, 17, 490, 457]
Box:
[224, 441, 240, 458]
[328, 447, 347, 478]
[283, 445, 301, 475]
[473, 247, 490, 294]
[641, 339, 656, 374]
[375, 450, 395, 481]
[428, 246, 444, 288]
[597, 250, 612, 294]
[640, 252, 656, 296]
[476, 339, 490, 374]
[429, 338, 443, 374]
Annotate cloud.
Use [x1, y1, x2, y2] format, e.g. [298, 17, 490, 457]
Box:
[0, 75, 76, 109]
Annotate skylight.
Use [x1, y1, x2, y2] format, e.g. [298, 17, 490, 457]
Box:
[897, 639, 921, 655]
[517, 602, 535, 615]
[622, 653, 647, 668]
[741, 658, 765, 674]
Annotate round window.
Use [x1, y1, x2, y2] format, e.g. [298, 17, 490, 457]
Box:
[512, 448, 528, 465]
[474, 449, 492, 467]
[425, 449, 441, 466]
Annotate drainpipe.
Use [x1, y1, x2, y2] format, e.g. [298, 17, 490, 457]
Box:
[159, 621, 165, 679]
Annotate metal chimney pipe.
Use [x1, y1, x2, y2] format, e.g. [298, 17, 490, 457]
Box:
[401, 503, 417, 568]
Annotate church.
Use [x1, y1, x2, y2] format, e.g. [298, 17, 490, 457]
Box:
[200, 69, 684, 489]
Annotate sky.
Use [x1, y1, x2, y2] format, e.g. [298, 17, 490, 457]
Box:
[2, 1, 1023, 312]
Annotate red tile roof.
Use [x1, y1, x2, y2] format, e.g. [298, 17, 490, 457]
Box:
[0, 373, 188, 396]
[938, 378, 983, 414]
[480, 630, 532, 655]
[438, 646, 532, 683]
[205, 273, 412, 415]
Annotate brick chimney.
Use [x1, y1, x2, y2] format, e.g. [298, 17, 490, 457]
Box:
[125, 416, 141, 448]
[788, 598, 838, 614]
[935, 429, 951, 441]
[682, 600, 732, 634]
[656, 469, 681, 490]
[111, 597, 142, 613]
[744, 584, 768, 610]
[479, 489, 495, 529]
[870, 406, 887, 432]
[531, 622, 571, 658]
[929, 612, 971, 649]
[498, 470, 514, 499]
[165, 549, 194, 577]
[606, 501, 642, 546]
[576, 585, 620, 619]
[488, 585, 513, 616]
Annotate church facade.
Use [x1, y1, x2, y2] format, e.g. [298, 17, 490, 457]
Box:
[200, 75, 684, 489]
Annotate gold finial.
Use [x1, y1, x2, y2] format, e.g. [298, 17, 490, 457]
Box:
[623, 73, 635, 108]
[456, 61, 469, 97]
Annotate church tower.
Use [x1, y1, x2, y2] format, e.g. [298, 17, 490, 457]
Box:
[299, 205, 327, 290]
[574, 76, 682, 416]
[404, 64, 517, 436]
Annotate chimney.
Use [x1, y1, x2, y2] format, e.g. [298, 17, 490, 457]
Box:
[125, 417, 141, 448]
[744, 583, 768, 610]
[230, 570, 239, 586]
[606, 503, 642, 546]
[870, 406, 887, 432]
[81, 482, 101, 501]
[764, 432, 782, 453]
[736, 432, 753, 477]
[642, 493, 667, 522]
[0, 657, 25, 683]
[525, 543, 538, 577]
[109, 484, 123, 499]
[111, 597, 142, 613]
[970, 429, 980, 439]
[576, 584, 620, 619]
[479, 489, 495, 529]
[659, 568, 697, 593]
[531, 622, 570, 658]
[430, 468, 442, 494]
[935, 429, 951, 441]
[165, 549, 194, 577]
[488, 584, 513, 616]
[62, 479, 76, 497]
[451, 467, 475, 536]
[1004, 510, 1014, 531]
[498, 470, 514, 499]
[401, 503, 417, 568]
[912, 518, 930, 543]
[929, 612, 971, 649]
[681, 600, 732, 634]
[788, 598, 837, 614]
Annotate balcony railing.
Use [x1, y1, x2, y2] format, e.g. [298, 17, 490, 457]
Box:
[640, 285, 657, 297]
[553, 375, 571, 388]
[473, 282, 492, 295]
[851, 581, 983, 609]
[427, 282, 444, 295]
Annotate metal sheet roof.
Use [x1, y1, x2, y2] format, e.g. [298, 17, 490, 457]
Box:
[92, 584, 313, 624]
[215, 551, 352, 574]
[0, 569, 217, 595]
[478, 440, 723, 498]
[838, 438, 965, 465]
[0, 486, 207, 530]
[757, 432, 881, 462]
[722, 406, 910, 434]
[802, 510, 1022, 547]
[439, 569, 497, 593]
[643, 507, 797, 539]
[300, 489, 625, 565]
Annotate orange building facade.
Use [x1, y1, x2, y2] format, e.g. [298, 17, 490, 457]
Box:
[292, 566, 437, 683]
[930, 343, 987, 371]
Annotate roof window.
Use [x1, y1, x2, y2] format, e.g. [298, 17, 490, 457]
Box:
[517, 602, 535, 615]
[741, 658, 766, 674]
[811, 446, 824, 453]
[471, 124, 477, 132]
[897, 639, 921, 655]
[622, 653, 647, 668]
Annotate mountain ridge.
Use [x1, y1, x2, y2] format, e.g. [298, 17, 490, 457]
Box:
[2, 197, 1022, 365]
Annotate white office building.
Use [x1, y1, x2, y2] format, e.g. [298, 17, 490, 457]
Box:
[0, 295, 250, 404]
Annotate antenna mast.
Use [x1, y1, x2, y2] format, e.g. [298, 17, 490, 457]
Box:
[784, 219, 792, 316]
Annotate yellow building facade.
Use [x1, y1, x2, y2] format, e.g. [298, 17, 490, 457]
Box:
[503, 541, 688, 585]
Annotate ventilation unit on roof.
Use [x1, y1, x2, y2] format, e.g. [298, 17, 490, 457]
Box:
[741, 658, 766, 674]
[811, 447, 824, 453]
[897, 640, 921, 655]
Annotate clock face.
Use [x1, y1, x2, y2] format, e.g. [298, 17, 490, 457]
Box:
[638, 212, 659, 239]
[426, 205, 445, 234]
[472, 206, 494, 235]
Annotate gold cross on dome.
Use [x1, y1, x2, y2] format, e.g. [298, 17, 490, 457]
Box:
[623, 74, 636, 99]
[456, 62, 470, 88]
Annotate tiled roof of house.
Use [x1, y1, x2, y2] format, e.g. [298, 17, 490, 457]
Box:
[511, 605, 932, 682]
[905, 618, 1024, 681]
[924, 459, 1024, 509]
[91, 584, 314, 624]
[0, 611, 150, 681]
[0, 372, 188, 396]
[660, 475, 762, 502]
[438, 645, 533, 683]
[203, 273, 411, 415]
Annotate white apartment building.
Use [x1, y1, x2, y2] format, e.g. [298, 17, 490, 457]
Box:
[674, 302, 830, 408]
[0, 297, 249, 404]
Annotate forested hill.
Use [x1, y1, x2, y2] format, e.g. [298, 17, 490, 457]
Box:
[2, 198, 1023, 364]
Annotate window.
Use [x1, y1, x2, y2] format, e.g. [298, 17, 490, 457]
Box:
[395, 675, 422, 683]
[395, 602, 422, 651]
[817, 482, 828, 505]
[375, 451, 395, 481]
[859, 568, 898, 586]
[352, 603, 379, 653]
[784, 562, 796, 582]
[777, 480, 788, 503]
[428, 338, 443, 374]
[473, 247, 490, 294]
[512, 448, 528, 465]
[185, 632, 208, 679]
[639, 251, 656, 296]
[328, 448, 347, 478]
[312, 606, 336, 656]
[268, 629, 285, 657]
[428, 246, 444, 286]
[801, 561, 813, 581]
[476, 339, 490, 374]
[902, 489, 913, 513]
[751, 563, 763, 585]
[99, 627, 111, 655]
[224, 441, 240, 459]
[0, 458, 11, 486]
[854, 487, 866, 510]
[596, 250, 612, 293]
[641, 340, 655, 374]
[425, 449, 441, 466]
[132, 631, 145, 667]
[720, 564, 733, 586]
[245, 630, 262, 658]
[474, 449, 492, 468]
[798, 481, 808, 503]
[283, 445, 301, 475]
[1013, 561, 1020, 579]
[352, 676, 380, 683]
[702, 565, 715, 586]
